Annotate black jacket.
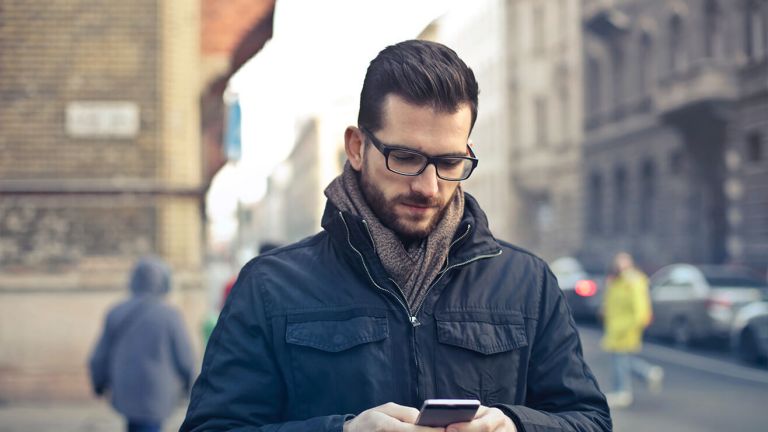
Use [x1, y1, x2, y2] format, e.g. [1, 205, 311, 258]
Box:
[181, 195, 611, 432]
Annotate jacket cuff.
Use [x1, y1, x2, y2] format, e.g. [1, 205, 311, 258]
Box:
[337, 414, 355, 432]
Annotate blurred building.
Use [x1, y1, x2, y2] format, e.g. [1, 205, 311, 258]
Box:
[201, 0, 276, 184]
[426, 0, 585, 261]
[242, 101, 353, 245]
[581, 0, 768, 272]
[0, 0, 274, 400]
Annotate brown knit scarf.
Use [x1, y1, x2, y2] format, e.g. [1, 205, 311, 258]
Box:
[325, 162, 464, 311]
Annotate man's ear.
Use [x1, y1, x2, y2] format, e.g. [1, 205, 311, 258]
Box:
[344, 126, 364, 171]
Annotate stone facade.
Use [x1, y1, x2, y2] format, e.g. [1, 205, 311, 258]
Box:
[0, 0, 205, 400]
[430, 0, 585, 261]
[581, 0, 768, 272]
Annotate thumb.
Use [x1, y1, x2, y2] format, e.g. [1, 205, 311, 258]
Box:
[375, 402, 421, 424]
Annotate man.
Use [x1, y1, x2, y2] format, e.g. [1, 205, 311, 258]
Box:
[601, 252, 663, 408]
[90, 256, 196, 432]
[181, 40, 610, 432]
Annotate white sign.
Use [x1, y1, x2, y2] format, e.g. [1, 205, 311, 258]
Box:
[66, 101, 140, 138]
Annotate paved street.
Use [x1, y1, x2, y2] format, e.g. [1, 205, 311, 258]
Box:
[0, 403, 186, 432]
[577, 324, 768, 432]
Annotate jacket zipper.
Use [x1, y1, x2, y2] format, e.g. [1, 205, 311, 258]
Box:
[339, 213, 412, 321]
[412, 224, 503, 319]
[340, 213, 502, 403]
[341, 213, 424, 402]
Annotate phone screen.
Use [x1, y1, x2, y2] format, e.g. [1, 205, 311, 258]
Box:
[415, 399, 481, 427]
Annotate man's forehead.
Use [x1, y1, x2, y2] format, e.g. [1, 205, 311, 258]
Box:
[378, 96, 472, 150]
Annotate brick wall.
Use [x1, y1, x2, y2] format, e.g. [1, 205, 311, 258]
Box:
[0, 0, 206, 400]
[0, 0, 161, 181]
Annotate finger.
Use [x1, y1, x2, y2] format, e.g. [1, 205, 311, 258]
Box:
[410, 425, 447, 432]
[447, 407, 513, 432]
[447, 405, 489, 431]
[374, 402, 422, 424]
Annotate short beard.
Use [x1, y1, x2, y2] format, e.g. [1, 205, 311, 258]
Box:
[358, 168, 456, 243]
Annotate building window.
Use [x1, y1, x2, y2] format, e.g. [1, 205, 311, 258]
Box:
[704, 0, 721, 58]
[640, 160, 656, 232]
[589, 172, 603, 234]
[612, 44, 625, 111]
[638, 33, 654, 98]
[560, 88, 570, 144]
[670, 15, 684, 72]
[558, 68, 571, 144]
[613, 166, 628, 234]
[535, 194, 554, 241]
[670, 149, 685, 174]
[558, 0, 569, 45]
[533, 5, 546, 53]
[745, 0, 767, 59]
[535, 96, 548, 146]
[747, 131, 764, 162]
[587, 57, 602, 116]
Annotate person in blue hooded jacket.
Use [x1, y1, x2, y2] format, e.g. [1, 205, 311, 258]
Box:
[89, 256, 197, 432]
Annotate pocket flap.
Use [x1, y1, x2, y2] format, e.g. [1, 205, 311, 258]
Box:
[286, 316, 388, 352]
[436, 320, 527, 355]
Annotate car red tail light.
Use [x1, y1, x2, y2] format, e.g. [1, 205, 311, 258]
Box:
[575, 280, 598, 297]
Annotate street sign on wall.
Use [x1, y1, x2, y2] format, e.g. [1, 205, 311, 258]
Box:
[66, 101, 140, 138]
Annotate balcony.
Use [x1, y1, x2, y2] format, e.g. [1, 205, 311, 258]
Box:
[739, 59, 768, 100]
[656, 59, 738, 126]
[583, 0, 630, 38]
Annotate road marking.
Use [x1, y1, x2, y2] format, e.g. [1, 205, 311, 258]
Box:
[578, 326, 768, 385]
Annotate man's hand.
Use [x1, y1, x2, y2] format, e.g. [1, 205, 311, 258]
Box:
[445, 406, 517, 432]
[344, 402, 445, 432]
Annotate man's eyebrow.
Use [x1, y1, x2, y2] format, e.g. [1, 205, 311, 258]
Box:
[385, 142, 470, 158]
[438, 150, 470, 157]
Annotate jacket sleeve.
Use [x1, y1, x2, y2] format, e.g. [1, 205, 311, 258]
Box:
[180, 269, 353, 432]
[494, 266, 612, 432]
[88, 313, 112, 396]
[170, 308, 198, 393]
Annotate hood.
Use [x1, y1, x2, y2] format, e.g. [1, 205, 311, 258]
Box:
[129, 256, 171, 296]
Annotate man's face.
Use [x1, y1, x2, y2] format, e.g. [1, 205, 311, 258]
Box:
[355, 95, 473, 241]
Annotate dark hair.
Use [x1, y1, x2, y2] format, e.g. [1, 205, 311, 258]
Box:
[358, 40, 479, 133]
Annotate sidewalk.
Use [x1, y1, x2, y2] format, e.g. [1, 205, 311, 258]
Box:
[0, 401, 186, 432]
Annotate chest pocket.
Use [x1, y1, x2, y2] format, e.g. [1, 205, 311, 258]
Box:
[286, 315, 388, 352]
[283, 311, 392, 417]
[436, 320, 527, 354]
[433, 311, 529, 404]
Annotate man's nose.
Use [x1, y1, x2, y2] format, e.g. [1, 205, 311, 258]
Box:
[411, 164, 439, 198]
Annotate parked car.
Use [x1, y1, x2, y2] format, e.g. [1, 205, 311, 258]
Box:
[550, 257, 605, 322]
[730, 299, 768, 365]
[646, 264, 767, 347]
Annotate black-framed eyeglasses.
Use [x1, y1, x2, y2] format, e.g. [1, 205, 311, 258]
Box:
[360, 127, 478, 181]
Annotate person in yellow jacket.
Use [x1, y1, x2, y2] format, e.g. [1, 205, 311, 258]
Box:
[601, 252, 663, 408]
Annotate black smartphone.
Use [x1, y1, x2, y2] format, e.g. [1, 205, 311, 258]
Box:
[415, 399, 481, 427]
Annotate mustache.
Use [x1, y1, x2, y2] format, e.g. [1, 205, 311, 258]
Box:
[397, 193, 441, 207]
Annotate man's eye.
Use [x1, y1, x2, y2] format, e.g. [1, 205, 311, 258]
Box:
[438, 159, 463, 168]
[391, 152, 419, 162]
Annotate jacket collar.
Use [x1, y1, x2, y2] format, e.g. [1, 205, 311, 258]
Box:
[320, 192, 502, 275]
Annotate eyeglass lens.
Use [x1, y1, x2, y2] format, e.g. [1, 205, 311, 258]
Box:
[387, 149, 472, 180]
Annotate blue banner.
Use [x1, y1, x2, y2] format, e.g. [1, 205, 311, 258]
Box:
[224, 100, 242, 161]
